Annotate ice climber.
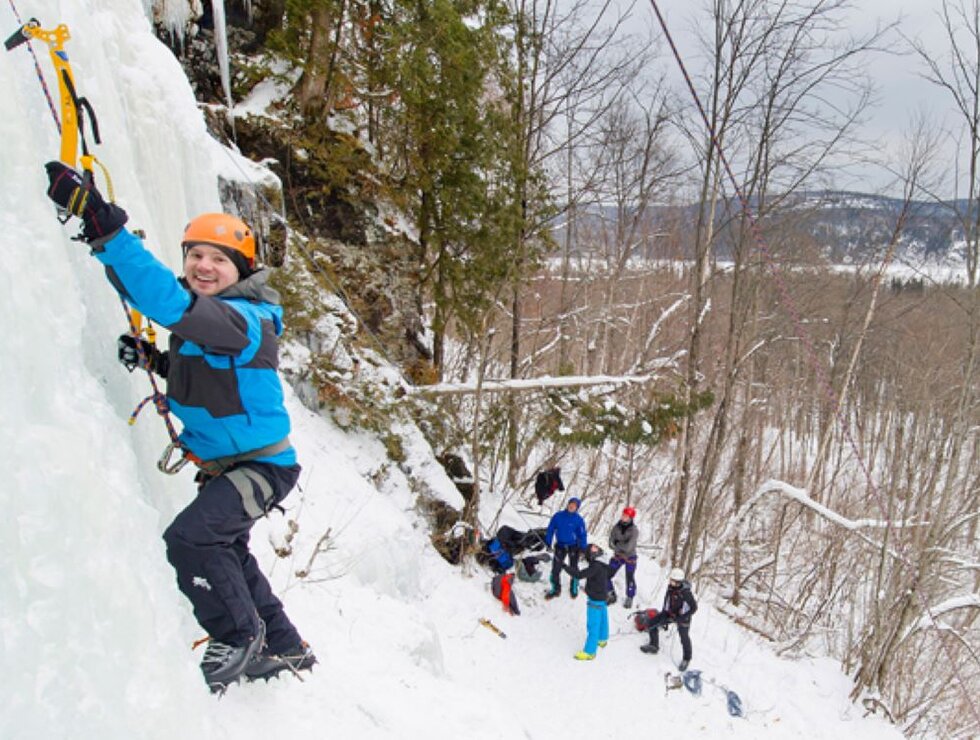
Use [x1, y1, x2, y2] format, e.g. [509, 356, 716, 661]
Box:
[44, 162, 316, 692]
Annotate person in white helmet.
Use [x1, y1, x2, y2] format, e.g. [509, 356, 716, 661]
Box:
[639, 567, 698, 671]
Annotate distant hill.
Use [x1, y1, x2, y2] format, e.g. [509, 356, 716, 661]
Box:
[561, 190, 974, 266]
[772, 190, 971, 263]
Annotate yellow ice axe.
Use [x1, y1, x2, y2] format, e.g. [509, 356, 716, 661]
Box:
[6, 18, 109, 194]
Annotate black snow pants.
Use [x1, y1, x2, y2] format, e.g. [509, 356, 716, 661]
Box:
[549, 544, 580, 594]
[163, 461, 302, 652]
[647, 612, 692, 662]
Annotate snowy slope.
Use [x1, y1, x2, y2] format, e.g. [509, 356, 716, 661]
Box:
[0, 1, 903, 738]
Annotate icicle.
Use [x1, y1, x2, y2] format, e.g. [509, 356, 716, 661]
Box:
[143, 0, 193, 43]
[210, 0, 234, 113]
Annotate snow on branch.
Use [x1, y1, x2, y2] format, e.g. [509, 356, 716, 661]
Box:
[700, 479, 925, 569]
[627, 296, 688, 376]
[904, 595, 980, 641]
[409, 361, 679, 397]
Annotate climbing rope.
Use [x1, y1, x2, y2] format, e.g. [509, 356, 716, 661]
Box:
[121, 299, 181, 444]
[646, 0, 980, 729]
[7, 12, 184, 468]
[4, 1, 60, 131]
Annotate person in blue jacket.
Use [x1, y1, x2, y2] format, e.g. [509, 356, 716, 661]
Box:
[44, 162, 315, 692]
[544, 497, 588, 599]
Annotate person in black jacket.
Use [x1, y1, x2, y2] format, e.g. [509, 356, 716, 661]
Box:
[640, 567, 698, 671]
[563, 543, 610, 660]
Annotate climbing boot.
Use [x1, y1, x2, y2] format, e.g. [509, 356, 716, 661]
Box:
[246, 641, 317, 681]
[200, 621, 266, 692]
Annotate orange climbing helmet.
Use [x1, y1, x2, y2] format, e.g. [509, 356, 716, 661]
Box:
[181, 213, 256, 269]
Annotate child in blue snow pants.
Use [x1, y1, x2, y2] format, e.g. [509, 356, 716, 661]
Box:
[563, 543, 611, 659]
[583, 598, 610, 655]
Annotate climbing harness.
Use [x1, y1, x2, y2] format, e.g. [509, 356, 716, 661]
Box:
[157, 436, 293, 478]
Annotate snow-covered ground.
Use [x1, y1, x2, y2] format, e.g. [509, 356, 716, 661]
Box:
[0, 1, 904, 738]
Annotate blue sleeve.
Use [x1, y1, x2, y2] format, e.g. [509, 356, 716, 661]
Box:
[91, 228, 192, 326]
[545, 516, 556, 546]
[576, 518, 588, 549]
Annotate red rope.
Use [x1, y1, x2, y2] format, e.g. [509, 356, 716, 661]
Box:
[120, 297, 180, 443]
[6, 2, 62, 133]
[645, 0, 886, 516]
[646, 1, 980, 730]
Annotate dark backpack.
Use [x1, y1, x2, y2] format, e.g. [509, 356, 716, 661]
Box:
[534, 467, 565, 505]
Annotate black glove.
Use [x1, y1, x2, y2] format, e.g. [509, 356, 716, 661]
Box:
[117, 334, 169, 377]
[45, 161, 128, 241]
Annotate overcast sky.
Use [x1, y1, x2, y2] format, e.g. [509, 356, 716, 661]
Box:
[643, 0, 967, 198]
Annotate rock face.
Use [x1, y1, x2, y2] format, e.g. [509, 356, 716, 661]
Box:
[150, 3, 431, 371]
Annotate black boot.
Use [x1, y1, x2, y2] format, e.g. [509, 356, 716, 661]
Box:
[201, 621, 266, 692]
[246, 641, 318, 681]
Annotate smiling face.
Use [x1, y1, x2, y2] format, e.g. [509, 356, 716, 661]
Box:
[183, 244, 240, 296]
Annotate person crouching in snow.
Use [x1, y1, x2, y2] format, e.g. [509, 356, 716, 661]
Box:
[563, 543, 610, 660]
[44, 163, 315, 692]
[640, 567, 698, 671]
[607, 506, 639, 608]
[545, 497, 588, 599]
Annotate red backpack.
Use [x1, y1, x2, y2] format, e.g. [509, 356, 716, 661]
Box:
[633, 608, 659, 631]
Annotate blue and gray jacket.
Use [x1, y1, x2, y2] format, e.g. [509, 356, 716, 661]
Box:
[92, 228, 295, 467]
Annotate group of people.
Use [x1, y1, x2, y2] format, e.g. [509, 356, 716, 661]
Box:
[543, 497, 698, 666]
[44, 161, 697, 694]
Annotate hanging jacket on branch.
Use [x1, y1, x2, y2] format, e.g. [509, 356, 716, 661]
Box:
[534, 467, 565, 505]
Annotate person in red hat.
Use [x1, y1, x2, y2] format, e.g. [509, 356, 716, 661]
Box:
[606, 506, 639, 608]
